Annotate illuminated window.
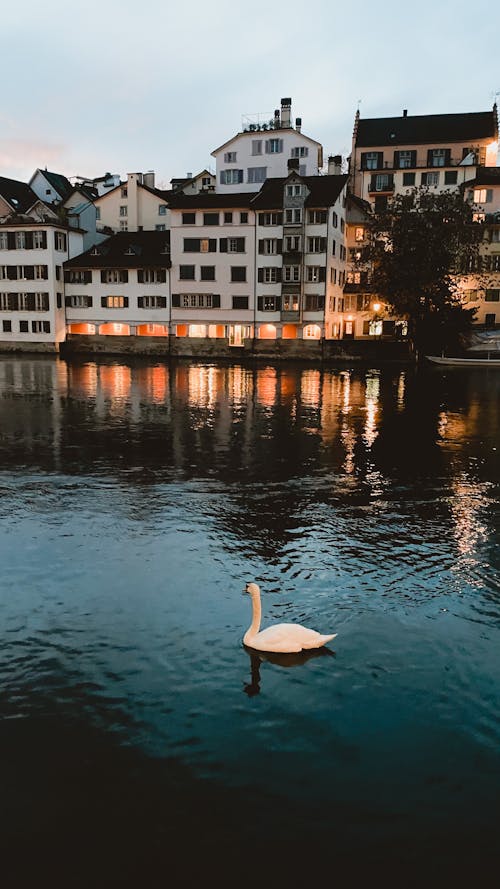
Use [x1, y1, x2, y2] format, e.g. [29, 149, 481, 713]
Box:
[355, 227, 364, 241]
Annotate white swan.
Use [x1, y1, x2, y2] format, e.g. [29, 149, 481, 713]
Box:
[243, 582, 337, 653]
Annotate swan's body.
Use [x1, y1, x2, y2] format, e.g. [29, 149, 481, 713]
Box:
[243, 583, 337, 653]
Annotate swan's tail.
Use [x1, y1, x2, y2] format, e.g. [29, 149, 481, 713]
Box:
[320, 633, 337, 646]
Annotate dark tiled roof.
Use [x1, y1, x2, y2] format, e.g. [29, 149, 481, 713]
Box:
[347, 192, 372, 214]
[42, 170, 73, 201]
[251, 174, 348, 210]
[167, 192, 254, 209]
[465, 166, 500, 187]
[64, 230, 171, 269]
[0, 176, 39, 213]
[355, 110, 497, 148]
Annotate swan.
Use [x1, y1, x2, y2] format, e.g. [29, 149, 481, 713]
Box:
[243, 582, 337, 653]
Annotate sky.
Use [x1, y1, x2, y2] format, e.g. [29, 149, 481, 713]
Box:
[1, 0, 499, 187]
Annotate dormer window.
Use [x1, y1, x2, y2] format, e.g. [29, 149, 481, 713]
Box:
[90, 246, 100, 255]
[286, 184, 304, 197]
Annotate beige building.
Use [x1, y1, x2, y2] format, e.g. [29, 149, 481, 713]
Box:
[95, 172, 171, 234]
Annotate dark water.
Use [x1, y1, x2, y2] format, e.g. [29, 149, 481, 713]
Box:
[0, 357, 499, 886]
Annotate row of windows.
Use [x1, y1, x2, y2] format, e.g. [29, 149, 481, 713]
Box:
[182, 211, 249, 225]
[68, 294, 328, 312]
[180, 265, 247, 282]
[116, 205, 168, 218]
[178, 265, 329, 283]
[0, 265, 51, 280]
[0, 231, 66, 250]
[369, 170, 460, 191]
[360, 147, 485, 171]
[64, 268, 167, 284]
[1, 319, 50, 333]
[0, 292, 50, 311]
[179, 209, 332, 227]
[224, 143, 309, 163]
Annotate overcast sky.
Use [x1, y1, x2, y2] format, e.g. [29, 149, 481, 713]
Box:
[2, 0, 499, 186]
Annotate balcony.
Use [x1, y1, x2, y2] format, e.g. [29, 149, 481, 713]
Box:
[368, 176, 395, 194]
[281, 310, 300, 322]
[343, 281, 373, 293]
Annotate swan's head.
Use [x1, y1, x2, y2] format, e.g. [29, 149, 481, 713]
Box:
[245, 582, 260, 596]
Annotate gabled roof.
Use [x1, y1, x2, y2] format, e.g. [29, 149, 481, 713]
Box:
[167, 191, 254, 210]
[0, 175, 39, 213]
[465, 166, 500, 188]
[93, 180, 173, 204]
[251, 173, 348, 210]
[64, 230, 171, 269]
[355, 109, 498, 148]
[211, 127, 322, 156]
[32, 169, 73, 201]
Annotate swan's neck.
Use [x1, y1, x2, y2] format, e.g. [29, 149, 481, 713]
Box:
[244, 591, 261, 643]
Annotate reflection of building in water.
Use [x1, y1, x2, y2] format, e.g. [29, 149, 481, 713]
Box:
[0, 357, 65, 468]
[135, 365, 169, 405]
[363, 372, 380, 448]
[300, 369, 321, 408]
[256, 367, 277, 408]
[449, 475, 488, 570]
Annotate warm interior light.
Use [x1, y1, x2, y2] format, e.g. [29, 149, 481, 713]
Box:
[373, 302, 381, 312]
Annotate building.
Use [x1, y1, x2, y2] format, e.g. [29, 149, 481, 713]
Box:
[460, 167, 500, 328]
[62, 186, 108, 252]
[350, 105, 498, 210]
[63, 230, 171, 342]
[170, 170, 216, 194]
[29, 168, 73, 205]
[212, 98, 323, 193]
[94, 172, 172, 234]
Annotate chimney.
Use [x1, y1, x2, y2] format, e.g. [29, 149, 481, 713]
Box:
[328, 155, 343, 175]
[186, 172, 193, 179]
[274, 108, 280, 128]
[403, 109, 408, 117]
[280, 97, 292, 129]
[295, 117, 302, 133]
[143, 171, 155, 189]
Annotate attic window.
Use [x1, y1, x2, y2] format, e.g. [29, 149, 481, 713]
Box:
[90, 247, 100, 255]
[390, 133, 396, 139]
[11, 198, 18, 205]
[124, 246, 136, 255]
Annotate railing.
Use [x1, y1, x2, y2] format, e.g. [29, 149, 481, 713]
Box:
[361, 156, 479, 172]
[281, 310, 300, 322]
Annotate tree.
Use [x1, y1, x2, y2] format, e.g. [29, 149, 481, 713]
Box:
[366, 188, 483, 357]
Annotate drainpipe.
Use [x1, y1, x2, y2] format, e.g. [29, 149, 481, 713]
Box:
[252, 206, 258, 357]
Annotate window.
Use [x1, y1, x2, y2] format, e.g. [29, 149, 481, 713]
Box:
[258, 295, 279, 312]
[331, 239, 336, 255]
[179, 294, 216, 308]
[180, 265, 196, 280]
[266, 138, 283, 154]
[231, 266, 246, 282]
[445, 171, 458, 185]
[340, 219, 345, 233]
[32, 320, 50, 333]
[330, 267, 337, 284]
[491, 229, 500, 243]
[66, 294, 93, 308]
[485, 313, 497, 327]
[203, 213, 219, 225]
[247, 167, 267, 184]
[183, 238, 216, 252]
[346, 271, 361, 284]
[119, 205, 128, 216]
[429, 149, 447, 167]
[15, 232, 26, 248]
[485, 289, 500, 302]
[2, 320, 11, 332]
[252, 140, 262, 156]
[291, 146, 308, 158]
[263, 267, 278, 283]
[474, 189, 493, 204]
[159, 205, 168, 215]
[308, 237, 326, 253]
[221, 237, 245, 253]
[332, 211, 338, 227]
[259, 212, 282, 226]
[403, 172, 415, 186]
[34, 293, 49, 311]
[220, 169, 243, 185]
[261, 238, 278, 254]
[304, 295, 324, 311]
[202, 177, 211, 187]
[283, 265, 300, 282]
[286, 184, 303, 196]
[362, 152, 381, 170]
[284, 235, 300, 252]
[182, 212, 196, 224]
[306, 266, 324, 282]
[138, 295, 167, 309]
[19, 321, 29, 332]
[138, 269, 166, 283]
[397, 151, 413, 169]
[308, 210, 327, 224]
[224, 212, 233, 224]
[240, 212, 248, 224]
[121, 187, 128, 198]
[232, 296, 249, 310]
[33, 231, 46, 249]
[285, 208, 302, 224]
[282, 294, 299, 312]
[355, 227, 364, 241]
[372, 174, 392, 191]
[200, 266, 215, 281]
[340, 245, 346, 261]
[0, 233, 8, 249]
[422, 171, 439, 186]
[102, 269, 128, 283]
[95, 207, 101, 220]
[120, 221, 128, 231]
[54, 232, 67, 251]
[103, 296, 127, 308]
[224, 152, 237, 163]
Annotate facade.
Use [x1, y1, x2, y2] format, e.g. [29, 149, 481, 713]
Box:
[63, 231, 171, 340]
[63, 187, 107, 251]
[460, 167, 500, 328]
[350, 106, 498, 210]
[94, 172, 172, 234]
[212, 98, 323, 193]
[170, 170, 216, 194]
[29, 169, 73, 205]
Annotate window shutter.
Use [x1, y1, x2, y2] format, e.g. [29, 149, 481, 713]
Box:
[394, 151, 400, 168]
[7, 233, 15, 250]
[265, 140, 270, 153]
[258, 240, 264, 254]
[410, 150, 417, 167]
[84, 271, 91, 283]
[24, 266, 34, 280]
[159, 270, 166, 283]
[64, 270, 70, 282]
[88, 297, 93, 308]
[427, 149, 433, 166]
[171, 294, 180, 307]
[159, 297, 167, 309]
[279, 140, 284, 152]
[41, 232, 47, 249]
[444, 149, 451, 166]
[7, 267, 17, 280]
[236, 238, 244, 252]
[486, 189, 493, 203]
[319, 268, 326, 282]
[377, 152, 384, 168]
[65, 296, 72, 307]
[421, 173, 428, 185]
[220, 238, 228, 252]
[320, 238, 327, 251]
[276, 268, 282, 282]
[363, 321, 370, 335]
[137, 270, 144, 283]
[258, 268, 264, 282]
[361, 154, 368, 170]
[27, 294, 35, 311]
[137, 297, 144, 308]
[42, 266, 48, 279]
[122, 271, 128, 283]
[212, 294, 221, 308]
[101, 297, 107, 307]
[209, 239, 217, 252]
[54, 232, 58, 249]
[258, 214, 265, 225]
[258, 296, 263, 311]
[25, 232, 33, 249]
[101, 271, 106, 283]
[318, 295, 325, 310]
[123, 297, 129, 308]
[8, 293, 17, 310]
[277, 239, 283, 253]
[277, 213, 283, 225]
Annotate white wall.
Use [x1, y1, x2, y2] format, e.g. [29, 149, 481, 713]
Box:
[213, 130, 323, 193]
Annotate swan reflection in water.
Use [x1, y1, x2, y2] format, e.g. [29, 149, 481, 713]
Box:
[243, 645, 335, 697]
